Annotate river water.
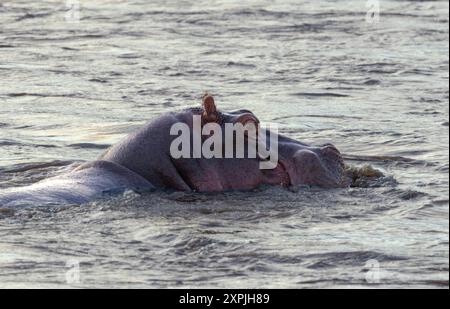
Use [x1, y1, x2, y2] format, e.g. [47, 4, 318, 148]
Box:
[0, 0, 448, 288]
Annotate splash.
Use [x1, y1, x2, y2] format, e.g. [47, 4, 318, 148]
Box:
[345, 164, 392, 188]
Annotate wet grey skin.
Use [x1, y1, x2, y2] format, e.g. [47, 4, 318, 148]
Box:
[98, 95, 349, 192]
[0, 95, 349, 206]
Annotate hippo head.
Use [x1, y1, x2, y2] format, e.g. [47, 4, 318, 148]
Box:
[169, 94, 349, 191]
[101, 94, 349, 192]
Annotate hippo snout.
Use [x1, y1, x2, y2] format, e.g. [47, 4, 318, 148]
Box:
[280, 144, 346, 188]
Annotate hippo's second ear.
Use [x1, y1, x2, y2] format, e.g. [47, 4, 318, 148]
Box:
[202, 94, 218, 122]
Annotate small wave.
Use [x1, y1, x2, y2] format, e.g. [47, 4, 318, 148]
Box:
[306, 251, 407, 269]
[355, 62, 401, 74]
[61, 46, 79, 51]
[432, 199, 449, 206]
[273, 114, 362, 121]
[16, 12, 53, 22]
[344, 154, 434, 166]
[0, 139, 57, 148]
[0, 160, 75, 174]
[117, 53, 142, 59]
[7, 93, 73, 98]
[225, 61, 256, 69]
[356, 62, 397, 68]
[165, 192, 209, 203]
[173, 236, 229, 256]
[422, 280, 449, 288]
[0, 140, 22, 146]
[407, 110, 441, 116]
[363, 79, 382, 86]
[398, 190, 427, 201]
[227, 9, 291, 19]
[6, 92, 122, 104]
[67, 143, 110, 150]
[291, 92, 349, 98]
[88, 78, 109, 84]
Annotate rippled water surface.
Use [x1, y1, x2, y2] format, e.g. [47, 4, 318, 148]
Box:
[0, 0, 448, 288]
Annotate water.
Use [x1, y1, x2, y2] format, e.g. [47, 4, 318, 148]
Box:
[0, 0, 448, 288]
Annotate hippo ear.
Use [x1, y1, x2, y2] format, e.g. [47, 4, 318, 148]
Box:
[202, 94, 218, 122]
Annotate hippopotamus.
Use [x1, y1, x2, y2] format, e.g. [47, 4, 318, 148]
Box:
[0, 95, 349, 206]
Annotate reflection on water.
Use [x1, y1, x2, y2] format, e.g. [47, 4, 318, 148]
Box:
[0, 0, 448, 288]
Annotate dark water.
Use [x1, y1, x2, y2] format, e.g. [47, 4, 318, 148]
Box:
[0, 0, 448, 288]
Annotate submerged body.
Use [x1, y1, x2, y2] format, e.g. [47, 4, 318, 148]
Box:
[0, 161, 154, 206]
[0, 96, 349, 206]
